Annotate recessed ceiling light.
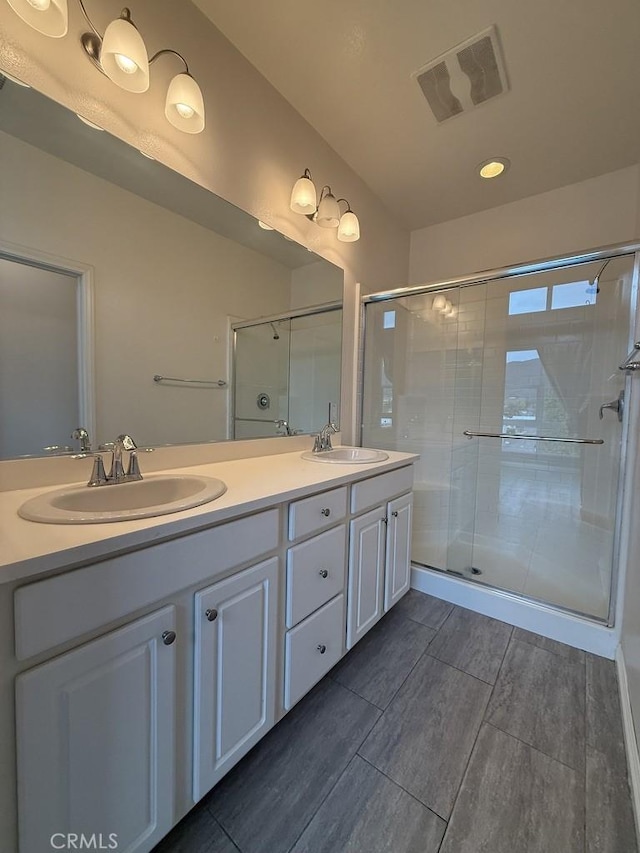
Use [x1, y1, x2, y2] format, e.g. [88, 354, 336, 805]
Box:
[479, 157, 510, 179]
[76, 114, 104, 131]
[258, 220, 274, 231]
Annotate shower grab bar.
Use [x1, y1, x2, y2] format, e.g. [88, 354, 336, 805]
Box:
[463, 430, 604, 445]
[153, 374, 227, 387]
[619, 342, 640, 372]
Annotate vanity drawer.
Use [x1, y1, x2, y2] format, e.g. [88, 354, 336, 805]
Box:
[350, 466, 414, 514]
[14, 508, 280, 661]
[288, 486, 348, 541]
[286, 525, 346, 628]
[284, 593, 345, 710]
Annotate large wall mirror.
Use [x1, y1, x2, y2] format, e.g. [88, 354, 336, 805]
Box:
[0, 80, 343, 460]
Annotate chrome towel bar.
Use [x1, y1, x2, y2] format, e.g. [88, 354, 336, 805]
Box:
[153, 374, 227, 387]
[463, 430, 604, 445]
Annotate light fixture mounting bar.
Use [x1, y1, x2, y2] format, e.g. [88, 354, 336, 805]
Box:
[149, 48, 190, 74]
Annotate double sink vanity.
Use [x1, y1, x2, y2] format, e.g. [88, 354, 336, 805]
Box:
[0, 443, 415, 853]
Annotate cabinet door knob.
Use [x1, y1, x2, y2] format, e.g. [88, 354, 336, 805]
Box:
[382, 517, 388, 524]
[319, 569, 329, 579]
[321, 508, 331, 517]
[317, 644, 327, 654]
[162, 630, 176, 646]
[392, 510, 399, 517]
[205, 608, 218, 622]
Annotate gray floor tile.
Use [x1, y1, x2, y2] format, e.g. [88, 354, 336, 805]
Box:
[206, 678, 380, 853]
[393, 589, 454, 629]
[152, 807, 238, 853]
[440, 724, 584, 853]
[291, 755, 446, 853]
[513, 627, 585, 663]
[359, 654, 491, 818]
[586, 653, 628, 771]
[586, 746, 638, 853]
[332, 609, 435, 708]
[487, 639, 586, 771]
[427, 606, 512, 684]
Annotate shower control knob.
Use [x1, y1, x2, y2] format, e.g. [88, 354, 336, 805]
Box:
[205, 608, 218, 622]
[319, 569, 329, 578]
[317, 644, 327, 654]
[162, 630, 176, 646]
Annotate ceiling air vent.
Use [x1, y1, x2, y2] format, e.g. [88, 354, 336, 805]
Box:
[413, 25, 509, 123]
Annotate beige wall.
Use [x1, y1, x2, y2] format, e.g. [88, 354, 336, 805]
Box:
[0, 1, 410, 441]
[1, 130, 294, 449]
[409, 166, 639, 285]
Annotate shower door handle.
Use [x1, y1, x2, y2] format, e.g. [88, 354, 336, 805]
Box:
[599, 390, 624, 423]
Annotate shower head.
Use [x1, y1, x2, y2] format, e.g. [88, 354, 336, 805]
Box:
[591, 259, 611, 294]
[269, 322, 280, 340]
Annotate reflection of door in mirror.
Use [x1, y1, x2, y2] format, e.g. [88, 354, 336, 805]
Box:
[0, 256, 82, 458]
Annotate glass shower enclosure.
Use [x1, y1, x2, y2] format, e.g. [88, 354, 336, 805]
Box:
[362, 253, 636, 622]
[233, 305, 342, 439]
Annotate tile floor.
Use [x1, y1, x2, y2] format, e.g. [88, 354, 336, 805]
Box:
[153, 591, 637, 853]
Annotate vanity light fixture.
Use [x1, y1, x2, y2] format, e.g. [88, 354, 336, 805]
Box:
[5, 0, 206, 133]
[478, 157, 510, 179]
[6, 0, 68, 37]
[290, 168, 361, 242]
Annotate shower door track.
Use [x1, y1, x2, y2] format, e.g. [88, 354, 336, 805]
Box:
[358, 240, 640, 629]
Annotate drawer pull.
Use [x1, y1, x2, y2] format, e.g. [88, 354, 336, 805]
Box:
[321, 508, 331, 517]
[392, 510, 399, 517]
[205, 608, 218, 622]
[317, 643, 327, 654]
[162, 630, 176, 646]
[319, 569, 329, 579]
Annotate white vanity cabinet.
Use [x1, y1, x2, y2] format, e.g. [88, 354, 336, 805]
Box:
[347, 467, 414, 649]
[16, 606, 177, 853]
[193, 556, 279, 800]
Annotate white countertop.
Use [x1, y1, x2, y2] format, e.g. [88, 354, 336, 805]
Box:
[0, 449, 416, 584]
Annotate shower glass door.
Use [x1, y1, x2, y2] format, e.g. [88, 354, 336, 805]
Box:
[362, 254, 635, 621]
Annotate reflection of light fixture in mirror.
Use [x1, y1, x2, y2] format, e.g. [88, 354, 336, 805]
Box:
[290, 168, 361, 241]
[6, 0, 68, 37]
[258, 221, 274, 231]
[478, 157, 510, 179]
[76, 114, 104, 131]
[337, 200, 360, 243]
[432, 293, 447, 312]
[2, 0, 207, 133]
[443, 302, 457, 318]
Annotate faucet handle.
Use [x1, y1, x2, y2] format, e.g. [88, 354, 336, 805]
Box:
[126, 451, 142, 481]
[88, 454, 108, 486]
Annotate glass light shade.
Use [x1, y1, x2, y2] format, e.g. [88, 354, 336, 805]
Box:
[316, 191, 340, 228]
[7, 0, 67, 37]
[443, 302, 456, 317]
[165, 73, 205, 134]
[337, 210, 360, 242]
[290, 175, 317, 215]
[100, 17, 149, 93]
[432, 294, 447, 312]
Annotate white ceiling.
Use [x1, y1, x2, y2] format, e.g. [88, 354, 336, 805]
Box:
[194, 0, 640, 231]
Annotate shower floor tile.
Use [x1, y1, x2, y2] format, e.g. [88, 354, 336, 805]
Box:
[153, 593, 636, 853]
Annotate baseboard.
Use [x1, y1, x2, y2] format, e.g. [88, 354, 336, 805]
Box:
[411, 565, 619, 658]
[616, 645, 640, 846]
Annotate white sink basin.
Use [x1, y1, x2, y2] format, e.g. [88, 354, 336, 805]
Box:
[301, 447, 389, 464]
[18, 475, 227, 524]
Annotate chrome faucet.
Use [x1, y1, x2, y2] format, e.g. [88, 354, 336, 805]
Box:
[74, 433, 151, 486]
[313, 421, 338, 453]
[275, 419, 293, 436]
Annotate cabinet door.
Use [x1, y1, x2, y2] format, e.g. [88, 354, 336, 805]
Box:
[16, 606, 177, 853]
[193, 557, 278, 801]
[384, 492, 413, 611]
[347, 506, 386, 649]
